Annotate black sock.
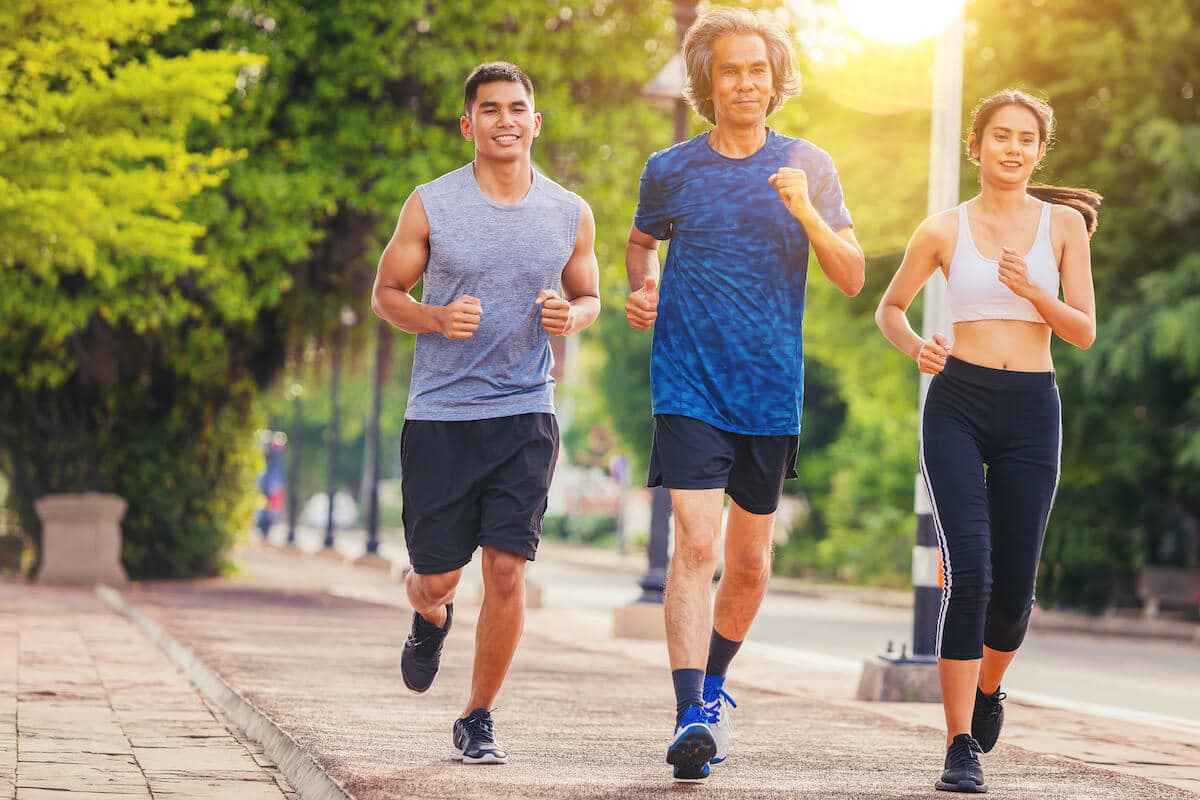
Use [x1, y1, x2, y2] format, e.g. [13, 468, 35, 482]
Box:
[672, 668, 704, 720]
[705, 628, 743, 678]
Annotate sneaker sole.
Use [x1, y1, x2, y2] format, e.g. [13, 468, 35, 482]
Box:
[666, 726, 716, 771]
[401, 673, 433, 694]
[672, 765, 710, 781]
[935, 779, 988, 793]
[452, 751, 507, 765]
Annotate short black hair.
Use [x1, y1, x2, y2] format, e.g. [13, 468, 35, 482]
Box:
[463, 61, 534, 114]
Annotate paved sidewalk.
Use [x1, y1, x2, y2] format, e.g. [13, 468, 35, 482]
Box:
[0, 582, 297, 800]
[93, 544, 1196, 799]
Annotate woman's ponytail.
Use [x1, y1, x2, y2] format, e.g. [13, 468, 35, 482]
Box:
[1027, 184, 1103, 236]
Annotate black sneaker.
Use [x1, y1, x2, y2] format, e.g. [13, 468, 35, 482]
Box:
[400, 604, 453, 694]
[972, 687, 1006, 752]
[452, 708, 507, 764]
[936, 733, 987, 793]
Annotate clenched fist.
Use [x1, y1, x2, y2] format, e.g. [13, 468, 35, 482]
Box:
[917, 333, 952, 375]
[998, 247, 1039, 301]
[536, 289, 572, 335]
[441, 294, 481, 340]
[769, 167, 816, 222]
[625, 276, 659, 330]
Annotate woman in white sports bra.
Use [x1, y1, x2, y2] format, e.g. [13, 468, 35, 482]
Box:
[876, 90, 1102, 794]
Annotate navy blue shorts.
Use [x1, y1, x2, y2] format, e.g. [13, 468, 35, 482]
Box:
[401, 413, 559, 575]
[647, 414, 798, 515]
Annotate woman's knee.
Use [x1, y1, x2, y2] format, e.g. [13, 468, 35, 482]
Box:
[984, 596, 1035, 650]
[944, 546, 992, 598]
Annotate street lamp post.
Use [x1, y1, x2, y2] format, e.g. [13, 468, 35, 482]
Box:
[362, 318, 389, 557]
[286, 382, 303, 546]
[324, 306, 357, 550]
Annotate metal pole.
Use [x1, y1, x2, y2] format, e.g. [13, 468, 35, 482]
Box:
[911, 10, 964, 660]
[323, 326, 344, 550]
[363, 319, 387, 556]
[286, 385, 302, 546]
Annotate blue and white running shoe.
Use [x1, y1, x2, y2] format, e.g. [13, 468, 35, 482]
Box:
[666, 704, 716, 780]
[703, 677, 737, 764]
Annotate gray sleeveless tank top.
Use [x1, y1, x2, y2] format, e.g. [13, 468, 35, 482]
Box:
[407, 163, 581, 421]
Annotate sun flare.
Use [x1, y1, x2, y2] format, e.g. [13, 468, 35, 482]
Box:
[838, 0, 964, 44]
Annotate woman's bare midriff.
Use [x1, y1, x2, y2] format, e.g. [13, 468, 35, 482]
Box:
[950, 320, 1054, 372]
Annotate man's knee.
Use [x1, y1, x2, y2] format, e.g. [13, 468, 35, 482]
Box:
[722, 545, 771, 585]
[482, 548, 526, 597]
[673, 531, 720, 573]
[412, 571, 460, 605]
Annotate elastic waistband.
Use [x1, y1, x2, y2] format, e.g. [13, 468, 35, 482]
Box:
[940, 356, 1056, 391]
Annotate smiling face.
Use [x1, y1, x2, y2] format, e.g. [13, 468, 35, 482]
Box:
[708, 33, 775, 130]
[461, 80, 541, 164]
[969, 103, 1047, 187]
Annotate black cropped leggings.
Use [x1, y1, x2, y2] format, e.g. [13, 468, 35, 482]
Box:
[920, 357, 1061, 661]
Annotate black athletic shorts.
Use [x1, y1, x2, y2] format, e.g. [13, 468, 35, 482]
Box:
[401, 413, 559, 575]
[647, 414, 799, 515]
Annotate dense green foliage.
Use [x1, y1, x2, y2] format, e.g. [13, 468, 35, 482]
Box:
[1, 0, 1194, 598]
[0, 0, 265, 576]
[965, 0, 1199, 608]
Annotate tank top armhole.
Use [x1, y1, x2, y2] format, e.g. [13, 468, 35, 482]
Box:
[1036, 199, 1056, 273]
[946, 202, 968, 281]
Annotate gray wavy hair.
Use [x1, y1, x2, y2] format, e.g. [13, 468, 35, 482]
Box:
[682, 8, 801, 126]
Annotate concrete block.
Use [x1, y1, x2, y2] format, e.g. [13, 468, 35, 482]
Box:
[856, 656, 941, 702]
[35, 494, 128, 587]
[612, 601, 665, 640]
[470, 581, 543, 609]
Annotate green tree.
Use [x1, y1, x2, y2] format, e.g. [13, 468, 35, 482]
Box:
[964, 0, 1200, 608]
[146, 0, 685, 566]
[0, 0, 264, 576]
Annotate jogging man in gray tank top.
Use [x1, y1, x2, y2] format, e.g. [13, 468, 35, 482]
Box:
[371, 61, 600, 765]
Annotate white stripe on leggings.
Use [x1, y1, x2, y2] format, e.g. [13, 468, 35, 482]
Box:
[918, 436, 952, 659]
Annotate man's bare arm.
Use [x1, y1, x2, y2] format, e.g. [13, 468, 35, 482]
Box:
[371, 192, 481, 340]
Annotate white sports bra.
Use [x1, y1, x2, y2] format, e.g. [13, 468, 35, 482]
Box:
[947, 201, 1059, 324]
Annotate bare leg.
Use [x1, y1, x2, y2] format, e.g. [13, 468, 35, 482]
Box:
[664, 489, 724, 670]
[462, 547, 527, 716]
[978, 645, 1017, 694]
[406, 567, 463, 627]
[712, 500, 775, 642]
[939, 657, 982, 747]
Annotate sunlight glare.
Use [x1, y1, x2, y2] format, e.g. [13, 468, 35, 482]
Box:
[838, 0, 964, 44]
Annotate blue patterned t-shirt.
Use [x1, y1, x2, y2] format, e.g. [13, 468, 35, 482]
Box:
[634, 129, 853, 436]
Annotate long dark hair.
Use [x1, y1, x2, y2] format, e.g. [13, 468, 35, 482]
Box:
[968, 90, 1103, 236]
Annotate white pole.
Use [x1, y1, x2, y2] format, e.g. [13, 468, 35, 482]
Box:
[920, 9, 963, 411]
[910, 9, 964, 659]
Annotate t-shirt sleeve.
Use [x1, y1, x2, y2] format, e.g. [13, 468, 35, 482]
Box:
[812, 153, 853, 232]
[633, 155, 673, 240]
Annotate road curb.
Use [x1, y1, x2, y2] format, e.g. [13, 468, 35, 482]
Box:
[96, 584, 354, 800]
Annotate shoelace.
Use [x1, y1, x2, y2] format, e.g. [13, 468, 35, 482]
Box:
[408, 618, 446, 657]
[464, 712, 497, 743]
[703, 688, 737, 723]
[981, 691, 1006, 719]
[947, 736, 983, 769]
[678, 705, 708, 728]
